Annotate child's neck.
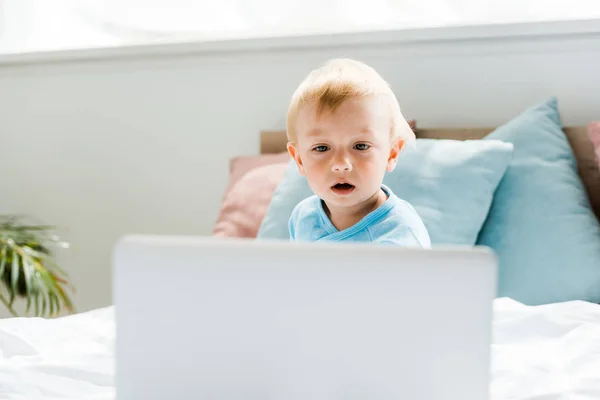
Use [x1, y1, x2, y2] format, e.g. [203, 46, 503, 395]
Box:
[324, 188, 388, 231]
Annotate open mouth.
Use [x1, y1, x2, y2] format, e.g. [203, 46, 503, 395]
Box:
[331, 182, 355, 195]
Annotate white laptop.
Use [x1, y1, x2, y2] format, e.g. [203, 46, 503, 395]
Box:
[113, 235, 497, 400]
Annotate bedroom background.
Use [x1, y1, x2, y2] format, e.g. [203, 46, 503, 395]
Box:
[1, 0, 600, 318]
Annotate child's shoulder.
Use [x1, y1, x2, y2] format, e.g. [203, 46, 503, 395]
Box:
[386, 196, 427, 232]
[289, 195, 324, 241]
[375, 191, 431, 247]
[290, 194, 321, 221]
[388, 194, 421, 219]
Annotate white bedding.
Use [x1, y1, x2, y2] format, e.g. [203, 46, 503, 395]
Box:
[1, 298, 599, 400]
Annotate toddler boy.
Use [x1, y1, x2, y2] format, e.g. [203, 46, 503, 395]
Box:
[286, 58, 431, 247]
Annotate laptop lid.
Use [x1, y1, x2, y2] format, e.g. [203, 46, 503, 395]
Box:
[114, 235, 496, 400]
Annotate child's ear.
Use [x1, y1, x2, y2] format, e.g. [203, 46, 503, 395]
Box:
[386, 138, 404, 172]
[287, 142, 306, 176]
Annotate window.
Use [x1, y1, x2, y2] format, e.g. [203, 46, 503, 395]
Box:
[1, 0, 599, 55]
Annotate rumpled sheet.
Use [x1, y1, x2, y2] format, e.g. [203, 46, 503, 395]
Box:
[0, 307, 115, 400]
[0, 298, 598, 399]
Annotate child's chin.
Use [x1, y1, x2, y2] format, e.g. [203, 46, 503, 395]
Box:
[323, 195, 359, 208]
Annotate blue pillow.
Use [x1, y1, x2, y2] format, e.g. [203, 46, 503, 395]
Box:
[477, 97, 600, 305]
[257, 139, 514, 246]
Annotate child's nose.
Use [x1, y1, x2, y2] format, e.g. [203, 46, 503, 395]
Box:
[331, 156, 352, 172]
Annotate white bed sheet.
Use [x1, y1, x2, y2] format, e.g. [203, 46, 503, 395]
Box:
[0, 298, 599, 400]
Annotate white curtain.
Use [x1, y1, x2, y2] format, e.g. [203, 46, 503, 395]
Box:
[1, 0, 599, 54]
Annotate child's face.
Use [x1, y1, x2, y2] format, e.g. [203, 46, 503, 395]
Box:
[288, 96, 403, 211]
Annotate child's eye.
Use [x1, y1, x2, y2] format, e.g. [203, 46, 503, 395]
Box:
[313, 145, 329, 152]
[354, 143, 370, 151]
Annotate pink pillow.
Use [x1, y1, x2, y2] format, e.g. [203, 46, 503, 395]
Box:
[228, 153, 290, 187]
[589, 122, 600, 167]
[213, 153, 289, 238]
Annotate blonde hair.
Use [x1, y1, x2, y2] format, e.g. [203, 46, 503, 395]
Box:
[286, 58, 415, 147]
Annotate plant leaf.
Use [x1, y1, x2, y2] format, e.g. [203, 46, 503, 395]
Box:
[48, 291, 57, 317]
[11, 251, 20, 295]
[22, 247, 69, 280]
[36, 278, 50, 318]
[31, 272, 45, 315]
[55, 282, 74, 313]
[0, 293, 17, 317]
[26, 294, 32, 315]
[52, 291, 61, 317]
[0, 245, 7, 277]
[21, 255, 35, 298]
[38, 266, 73, 314]
[12, 225, 55, 232]
[41, 293, 47, 317]
[34, 292, 40, 317]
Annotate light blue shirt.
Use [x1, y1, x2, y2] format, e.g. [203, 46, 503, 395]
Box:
[289, 185, 431, 247]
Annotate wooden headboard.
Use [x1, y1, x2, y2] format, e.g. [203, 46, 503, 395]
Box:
[260, 127, 588, 154]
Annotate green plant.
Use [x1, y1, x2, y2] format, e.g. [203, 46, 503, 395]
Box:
[0, 215, 75, 318]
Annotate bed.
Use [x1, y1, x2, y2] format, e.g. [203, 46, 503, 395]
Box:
[2, 297, 600, 400]
[2, 101, 600, 399]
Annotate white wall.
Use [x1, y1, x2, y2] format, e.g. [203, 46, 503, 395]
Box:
[1, 21, 599, 318]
